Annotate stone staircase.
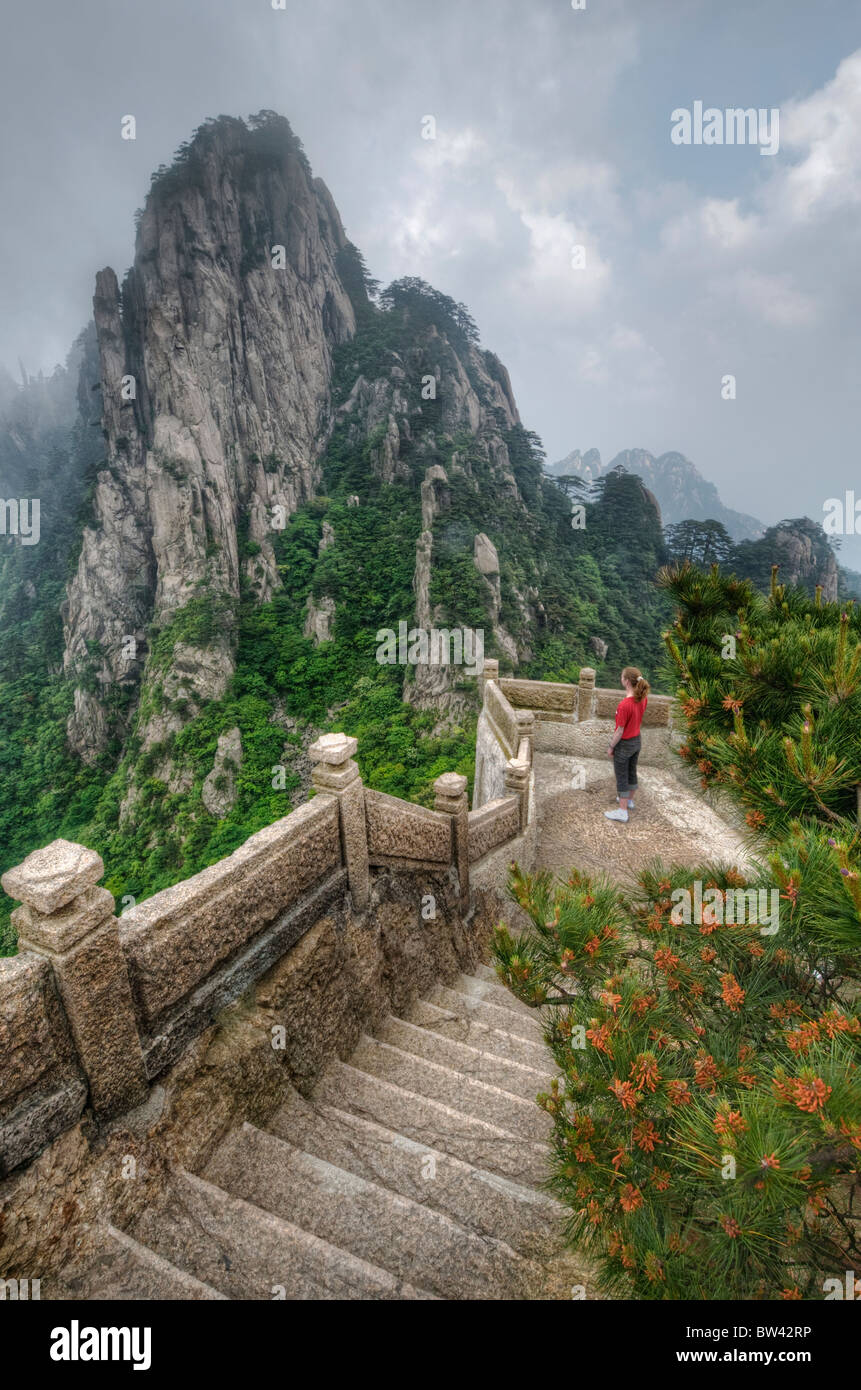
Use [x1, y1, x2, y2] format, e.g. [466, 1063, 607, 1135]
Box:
[54, 966, 592, 1301]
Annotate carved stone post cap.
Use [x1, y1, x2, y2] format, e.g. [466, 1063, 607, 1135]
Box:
[14, 886, 116, 955]
[1, 839, 104, 916]
[578, 667, 597, 685]
[506, 757, 530, 776]
[482, 659, 500, 679]
[434, 772, 468, 798]
[309, 733, 358, 766]
[515, 708, 535, 728]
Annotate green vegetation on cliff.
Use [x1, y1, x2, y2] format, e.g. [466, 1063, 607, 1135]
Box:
[0, 282, 671, 953]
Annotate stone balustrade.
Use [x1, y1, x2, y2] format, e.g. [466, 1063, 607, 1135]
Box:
[121, 798, 343, 1034]
[0, 726, 534, 1175]
[364, 790, 453, 869]
[0, 661, 677, 1183]
[499, 677, 577, 718]
[435, 773, 470, 911]
[4, 841, 148, 1125]
[0, 665, 677, 1185]
[467, 796, 521, 862]
[483, 676, 520, 760]
[501, 666, 674, 728]
[477, 665, 677, 773]
[0, 951, 88, 1176]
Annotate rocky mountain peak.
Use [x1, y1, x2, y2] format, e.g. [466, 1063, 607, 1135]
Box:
[62, 113, 357, 761]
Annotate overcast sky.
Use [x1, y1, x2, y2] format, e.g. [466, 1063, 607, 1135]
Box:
[3, 0, 861, 560]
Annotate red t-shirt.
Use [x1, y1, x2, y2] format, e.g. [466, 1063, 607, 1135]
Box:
[616, 695, 647, 739]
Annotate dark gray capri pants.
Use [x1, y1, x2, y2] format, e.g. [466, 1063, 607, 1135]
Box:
[613, 735, 641, 797]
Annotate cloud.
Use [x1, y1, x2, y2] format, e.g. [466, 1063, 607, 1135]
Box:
[779, 49, 861, 220]
[414, 126, 487, 171]
[379, 122, 617, 320]
[661, 197, 760, 252]
[496, 174, 613, 315]
[728, 269, 818, 327]
[577, 323, 667, 397]
[1, 0, 860, 563]
[653, 51, 861, 334]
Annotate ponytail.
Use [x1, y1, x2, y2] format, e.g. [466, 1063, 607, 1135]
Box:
[622, 666, 650, 703]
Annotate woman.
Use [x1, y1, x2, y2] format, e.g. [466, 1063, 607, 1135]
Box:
[604, 666, 650, 824]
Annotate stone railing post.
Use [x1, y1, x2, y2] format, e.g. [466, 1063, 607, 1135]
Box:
[1, 840, 148, 1120]
[434, 772, 470, 910]
[578, 666, 596, 721]
[310, 733, 370, 912]
[479, 657, 499, 704]
[504, 757, 531, 831]
[515, 708, 535, 764]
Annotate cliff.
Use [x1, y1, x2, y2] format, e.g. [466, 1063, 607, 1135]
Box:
[62, 114, 357, 761]
[732, 517, 839, 601]
[0, 111, 676, 941]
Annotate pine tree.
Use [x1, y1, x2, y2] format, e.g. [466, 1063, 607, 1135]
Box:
[661, 561, 861, 834]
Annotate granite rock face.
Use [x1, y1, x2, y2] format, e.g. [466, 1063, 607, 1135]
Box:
[474, 532, 501, 622]
[303, 594, 336, 645]
[764, 521, 839, 601]
[56, 109, 541, 770]
[62, 114, 356, 762]
[473, 533, 499, 578]
[335, 325, 527, 711]
[201, 727, 243, 818]
[421, 464, 450, 531]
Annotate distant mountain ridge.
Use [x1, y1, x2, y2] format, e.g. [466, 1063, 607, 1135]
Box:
[548, 446, 861, 602]
[548, 447, 765, 543]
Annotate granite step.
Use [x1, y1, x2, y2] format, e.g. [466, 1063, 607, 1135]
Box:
[47, 1223, 226, 1301]
[377, 1014, 553, 1102]
[404, 997, 551, 1072]
[456, 969, 542, 1022]
[475, 962, 509, 987]
[267, 1087, 565, 1256]
[131, 1168, 434, 1300]
[427, 983, 544, 1043]
[203, 1121, 536, 1300]
[348, 1034, 551, 1142]
[49, 966, 579, 1301]
[316, 1059, 548, 1186]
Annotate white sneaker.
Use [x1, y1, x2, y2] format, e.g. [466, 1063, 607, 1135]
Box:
[605, 808, 629, 823]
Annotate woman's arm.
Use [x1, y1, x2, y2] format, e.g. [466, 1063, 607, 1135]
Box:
[608, 705, 626, 756]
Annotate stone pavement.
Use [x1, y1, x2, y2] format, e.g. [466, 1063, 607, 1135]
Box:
[533, 752, 754, 887]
